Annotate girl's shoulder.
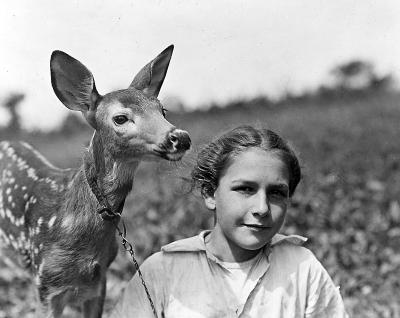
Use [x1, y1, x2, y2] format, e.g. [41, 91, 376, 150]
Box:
[141, 233, 207, 270]
[269, 234, 326, 274]
[269, 233, 312, 258]
[270, 233, 308, 247]
[270, 233, 314, 259]
[161, 233, 206, 253]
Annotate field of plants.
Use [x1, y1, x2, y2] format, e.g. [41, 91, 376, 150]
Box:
[1, 92, 400, 317]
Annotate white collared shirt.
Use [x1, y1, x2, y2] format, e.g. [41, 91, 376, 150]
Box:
[110, 231, 348, 318]
[216, 249, 268, 314]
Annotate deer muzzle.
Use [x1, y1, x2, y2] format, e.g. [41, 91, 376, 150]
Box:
[156, 128, 191, 161]
[168, 129, 191, 152]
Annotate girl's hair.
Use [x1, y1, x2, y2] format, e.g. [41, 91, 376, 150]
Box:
[191, 125, 301, 197]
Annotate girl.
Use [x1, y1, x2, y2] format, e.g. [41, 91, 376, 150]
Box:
[110, 126, 348, 318]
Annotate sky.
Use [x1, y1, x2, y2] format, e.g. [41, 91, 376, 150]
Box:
[1, 0, 399, 130]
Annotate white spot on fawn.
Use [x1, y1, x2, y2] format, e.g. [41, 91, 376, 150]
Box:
[61, 214, 75, 230]
[20, 231, 26, 243]
[11, 239, 18, 251]
[48, 216, 57, 228]
[24, 196, 37, 212]
[36, 260, 45, 286]
[6, 146, 15, 157]
[0, 190, 4, 210]
[35, 275, 41, 286]
[5, 209, 15, 223]
[27, 168, 38, 181]
[38, 260, 45, 274]
[17, 238, 24, 249]
[0, 229, 10, 246]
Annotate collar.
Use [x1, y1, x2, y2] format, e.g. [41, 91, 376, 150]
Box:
[83, 156, 124, 221]
[161, 230, 307, 254]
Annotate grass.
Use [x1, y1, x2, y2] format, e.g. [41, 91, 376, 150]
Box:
[1, 92, 400, 317]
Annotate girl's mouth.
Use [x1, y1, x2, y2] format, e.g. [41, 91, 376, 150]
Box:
[243, 224, 271, 230]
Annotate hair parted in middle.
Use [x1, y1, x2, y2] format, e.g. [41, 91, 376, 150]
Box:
[191, 125, 301, 198]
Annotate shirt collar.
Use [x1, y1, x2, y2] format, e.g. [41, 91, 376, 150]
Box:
[161, 230, 307, 254]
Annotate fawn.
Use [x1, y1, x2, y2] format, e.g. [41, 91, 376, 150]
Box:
[0, 45, 191, 317]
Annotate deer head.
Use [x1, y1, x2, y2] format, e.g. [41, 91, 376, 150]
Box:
[50, 45, 191, 163]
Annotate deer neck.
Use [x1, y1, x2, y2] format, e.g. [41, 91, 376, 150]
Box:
[83, 132, 139, 212]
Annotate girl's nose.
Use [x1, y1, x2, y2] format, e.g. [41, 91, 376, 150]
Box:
[251, 192, 270, 217]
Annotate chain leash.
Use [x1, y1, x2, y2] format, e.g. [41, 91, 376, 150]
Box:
[115, 220, 158, 318]
[83, 164, 158, 317]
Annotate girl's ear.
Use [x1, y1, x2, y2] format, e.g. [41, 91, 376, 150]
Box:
[204, 195, 216, 211]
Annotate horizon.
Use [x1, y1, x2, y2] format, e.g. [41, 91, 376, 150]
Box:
[1, 0, 399, 130]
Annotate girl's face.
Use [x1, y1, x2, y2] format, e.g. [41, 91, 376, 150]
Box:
[204, 148, 290, 262]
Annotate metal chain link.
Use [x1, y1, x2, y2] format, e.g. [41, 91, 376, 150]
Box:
[115, 221, 158, 318]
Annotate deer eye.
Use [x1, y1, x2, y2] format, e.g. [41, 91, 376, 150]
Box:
[161, 107, 168, 117]
[113, 115, 129, 125]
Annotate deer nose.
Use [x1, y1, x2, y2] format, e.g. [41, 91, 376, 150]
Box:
[168, 129, 191, 152]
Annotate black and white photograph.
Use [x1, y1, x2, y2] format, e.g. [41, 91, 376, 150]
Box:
[0, 1, 399, 317]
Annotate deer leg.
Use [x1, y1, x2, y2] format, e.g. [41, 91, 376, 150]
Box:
[35, 301, 64, 318]
[82, 277, 106, 318]
[34, 284, 50, 318]
[35, 288, 68, 318]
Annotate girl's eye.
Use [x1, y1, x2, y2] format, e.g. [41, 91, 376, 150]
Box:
[234, 186, 254, 194]
[113, 115, 129, 125]
[269, 190, 288, 199]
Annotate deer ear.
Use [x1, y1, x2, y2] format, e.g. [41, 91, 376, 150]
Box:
[50, 51, 100, 126]
[129, 45, 174, 98]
